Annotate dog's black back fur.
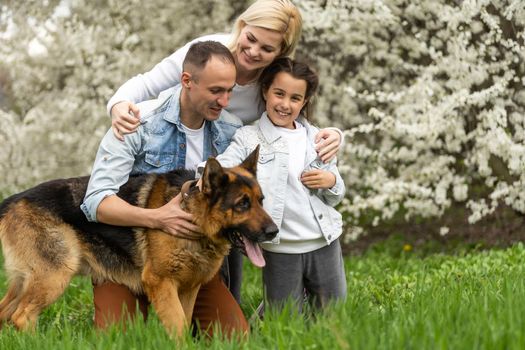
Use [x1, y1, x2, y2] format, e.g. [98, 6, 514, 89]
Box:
[0, 169, 196, 270]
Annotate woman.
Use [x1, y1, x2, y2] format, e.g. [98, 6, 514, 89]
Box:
[108, 0, 341, 163]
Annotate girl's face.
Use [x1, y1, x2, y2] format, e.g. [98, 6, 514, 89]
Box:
[263, 72, 307, 130]
[236, 25, 282, 74]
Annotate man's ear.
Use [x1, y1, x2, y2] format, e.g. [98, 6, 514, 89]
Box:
[202, 158, 227, 197]
[181, 72, 191, 88]
[240, 145, 260, 176]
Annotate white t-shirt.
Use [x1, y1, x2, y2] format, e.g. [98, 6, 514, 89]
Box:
[262, 122, 325, 254]
[180, 122, 205, 170]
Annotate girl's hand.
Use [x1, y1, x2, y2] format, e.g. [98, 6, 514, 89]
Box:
[301, 169, 336, 189]
[315, 129, 341, 163]
[110, 101, 141, 141]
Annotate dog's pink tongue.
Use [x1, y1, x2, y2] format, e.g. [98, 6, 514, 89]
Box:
[242, 237, 265, 267]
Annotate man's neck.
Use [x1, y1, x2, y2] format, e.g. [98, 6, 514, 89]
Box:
[180, 95, 205, 130]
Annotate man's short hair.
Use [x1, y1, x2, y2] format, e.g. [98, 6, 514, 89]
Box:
[183, 41, 235, 79]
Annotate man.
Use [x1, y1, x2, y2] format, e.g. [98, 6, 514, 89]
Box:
[81, 41, 247, 337]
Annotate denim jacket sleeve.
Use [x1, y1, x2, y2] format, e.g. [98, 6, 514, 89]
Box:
[81, 128, 142, 222]
[215, 128, 250, 167]
[196, 127, 250, 176]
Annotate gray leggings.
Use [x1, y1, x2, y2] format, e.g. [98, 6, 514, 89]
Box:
[262, 239, 347, 312]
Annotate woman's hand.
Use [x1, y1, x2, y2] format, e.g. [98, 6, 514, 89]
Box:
[110, 101, 141, 141]
[301, 169, 336, 190]
[315, 129, 342, 163]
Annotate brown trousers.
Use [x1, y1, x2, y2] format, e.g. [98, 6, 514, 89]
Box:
[93, 273, 248, 338]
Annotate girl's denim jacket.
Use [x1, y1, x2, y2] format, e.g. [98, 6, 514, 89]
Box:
[81, 85, 242, 222]
[212, 112, 345, 245]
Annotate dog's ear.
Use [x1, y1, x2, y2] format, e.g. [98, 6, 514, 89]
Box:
[202, 158, 227, 197]
[240, 145, 260, 176]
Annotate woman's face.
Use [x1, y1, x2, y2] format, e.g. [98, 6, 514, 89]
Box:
[235, 25, 283, 73]
[263, 72, 307, 130]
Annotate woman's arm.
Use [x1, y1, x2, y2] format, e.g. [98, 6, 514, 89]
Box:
[107, 46, 188, 116]
[107, 34, 230, 140]
[108, 50, 186, 140]
[315, 127, 344, 163]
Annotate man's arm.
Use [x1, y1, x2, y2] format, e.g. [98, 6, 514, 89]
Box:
[96, 192, 196, 236]
[81, 128, 140, 222]
[81, 128, 199, 235]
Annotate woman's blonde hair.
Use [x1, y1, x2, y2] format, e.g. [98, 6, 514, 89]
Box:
[228, 0, 303, 58]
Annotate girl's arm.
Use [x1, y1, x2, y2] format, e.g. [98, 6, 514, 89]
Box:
[301, 159, 345, 207]
[196, 128, 250, 176]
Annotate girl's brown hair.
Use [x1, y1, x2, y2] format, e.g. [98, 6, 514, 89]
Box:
[259, 57, 319, 119]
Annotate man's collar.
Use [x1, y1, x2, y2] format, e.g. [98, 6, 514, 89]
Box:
[162, 85, 183, 125]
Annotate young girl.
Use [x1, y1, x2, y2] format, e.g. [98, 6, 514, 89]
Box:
[210, 57, 347, 312]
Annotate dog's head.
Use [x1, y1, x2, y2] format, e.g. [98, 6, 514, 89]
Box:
[195, 145, 278, 267]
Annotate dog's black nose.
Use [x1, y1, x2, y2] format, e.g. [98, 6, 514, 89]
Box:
[265, 223, 279, 239]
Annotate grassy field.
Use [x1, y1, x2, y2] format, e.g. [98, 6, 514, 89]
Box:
[1, 237, 525, 349]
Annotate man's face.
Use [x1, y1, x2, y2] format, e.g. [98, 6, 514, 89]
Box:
[185, 56, 237, 122]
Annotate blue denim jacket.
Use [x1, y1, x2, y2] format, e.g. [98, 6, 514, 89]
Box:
[81, 85, 242, 222]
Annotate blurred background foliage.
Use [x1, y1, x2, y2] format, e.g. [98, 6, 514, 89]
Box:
[0, 0, 524, 239]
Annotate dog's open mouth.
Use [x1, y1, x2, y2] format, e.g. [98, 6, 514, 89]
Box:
[230, 232, 265, 267]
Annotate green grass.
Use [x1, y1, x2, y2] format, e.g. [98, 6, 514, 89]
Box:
[1, 238, 525, 349]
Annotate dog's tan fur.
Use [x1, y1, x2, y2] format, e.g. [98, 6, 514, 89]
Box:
[0, 147, 277, 337]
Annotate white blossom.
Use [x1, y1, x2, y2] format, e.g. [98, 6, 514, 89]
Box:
[1, 0, 524, 242]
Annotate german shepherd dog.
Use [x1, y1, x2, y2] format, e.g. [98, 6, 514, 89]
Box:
[0, 147, 278, 337]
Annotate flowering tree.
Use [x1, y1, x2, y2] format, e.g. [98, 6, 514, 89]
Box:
[0, 0, 245, 196]
[298, 0, 525, 233]
[1, 0, 524, 237]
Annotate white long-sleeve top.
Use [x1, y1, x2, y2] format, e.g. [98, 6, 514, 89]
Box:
[107, 33, 265, 124]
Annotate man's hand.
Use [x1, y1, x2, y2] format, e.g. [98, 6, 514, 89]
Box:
[96, 193, 201, 237]
[301, 169, 336, 190]
[315, 129, 341, 163]
[110, 101, 141, 141]
[153, 193, 201, 236]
